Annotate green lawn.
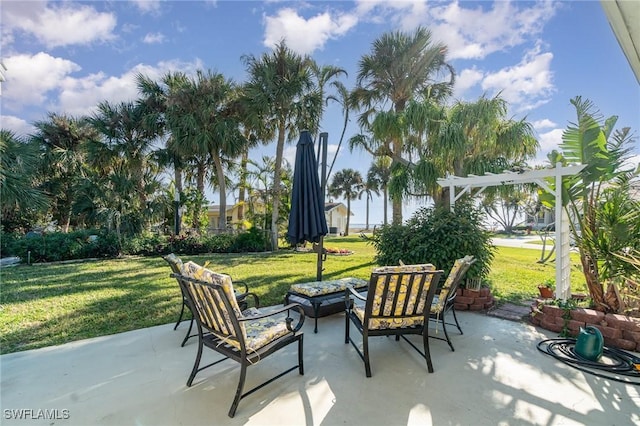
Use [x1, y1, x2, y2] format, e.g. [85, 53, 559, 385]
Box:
[0, 236, 587, 354]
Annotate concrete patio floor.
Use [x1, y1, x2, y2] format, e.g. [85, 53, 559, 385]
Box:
[1, 310, 638, 426]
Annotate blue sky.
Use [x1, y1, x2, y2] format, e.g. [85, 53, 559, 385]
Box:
[1, 0, 638, 225]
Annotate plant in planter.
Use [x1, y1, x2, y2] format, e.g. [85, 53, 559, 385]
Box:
[538, 279, 555, 299]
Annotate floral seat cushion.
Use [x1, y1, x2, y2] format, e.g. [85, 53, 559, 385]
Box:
[290, 277, 368, 297]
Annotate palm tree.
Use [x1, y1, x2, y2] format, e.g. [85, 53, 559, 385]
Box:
[31, 113, 95, 232]
[242, 41, 321, 248]
[545, 96, 639, 313]
[85, 100, 163, 234]
[0, 130, 48, 231]
[350, 26, 455, 224]
[407, 95, 539, 207]
[359, 170, 380, 230]
[328, 169, 364, 236]
[138, 70, 247, 231]
[366, 156, 392, 225]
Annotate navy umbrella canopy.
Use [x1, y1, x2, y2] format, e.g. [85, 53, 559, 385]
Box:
[287, 130, 328, 247]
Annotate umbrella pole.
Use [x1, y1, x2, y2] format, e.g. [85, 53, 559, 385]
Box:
[316, 132, 329, 282]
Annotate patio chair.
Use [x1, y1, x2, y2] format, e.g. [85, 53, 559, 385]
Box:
[429, 255, 476, 351]
[162, 254, 258, 347]
[344, 264, 443, 377]
[172, 261, 305, 418]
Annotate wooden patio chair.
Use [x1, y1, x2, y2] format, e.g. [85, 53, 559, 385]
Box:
[429, 255, 475, 351]
[162, 254, 258, 347]
[344, 264, 443, 377]
[172, 261, 305, 418]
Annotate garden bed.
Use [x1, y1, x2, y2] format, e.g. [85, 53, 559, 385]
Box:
[529, 300, 640, 352]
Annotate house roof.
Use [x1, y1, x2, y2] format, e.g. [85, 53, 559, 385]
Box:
[601, 0, 640, 84]
[324, 202, 343, 212]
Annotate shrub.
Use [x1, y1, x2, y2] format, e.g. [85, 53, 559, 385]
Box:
[3, 230, 120, 263]
[231, 228, 269, 252]
[122, 232, 169, 255]
[371, 202, 495, 280]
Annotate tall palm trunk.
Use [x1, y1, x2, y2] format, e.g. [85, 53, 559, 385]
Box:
[212, 153, 227, 229]
[345, 198, 351, 236]
[194, 162, 206, 231]
[383, 187, 388, 225]
[238, 149, 248, 225]
[365, 194, 370, 230]
[270, 121, 286, 250]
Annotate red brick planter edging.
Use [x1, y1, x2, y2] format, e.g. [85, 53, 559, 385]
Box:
[454, 287, 495, 311]
[529, 300, 640, 352]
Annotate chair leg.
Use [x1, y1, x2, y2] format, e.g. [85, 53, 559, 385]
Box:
[181, 317, 194, 347]
[422, 331, 434, 373]
[298, 335, 305, 375]
[363, 334, 372, 378]
[174, 301, 186, 330]
[441, 317, 455, 352]
[187, 337, 204, 387]
[344, 313, 350, 344]
[451, 306, 463, 334]
[228, 362, 248, 418]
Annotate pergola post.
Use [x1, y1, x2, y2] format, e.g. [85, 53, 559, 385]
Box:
[437, 164, 585, 302]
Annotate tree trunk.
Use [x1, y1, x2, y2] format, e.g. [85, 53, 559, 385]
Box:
[237, 148, 248, 226]
[365, 195, 370, 230]
[271, 121, 286, 250]
[383, 187, 388, 226]
[212, 153, 227, 230]
[345, 199, 351, 236]
[580, 252, 610, 312]
[194, 162, 206, 231]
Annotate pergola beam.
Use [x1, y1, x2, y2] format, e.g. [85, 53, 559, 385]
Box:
[437, 164, 586, 301]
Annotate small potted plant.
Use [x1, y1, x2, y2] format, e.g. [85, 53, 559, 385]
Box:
[538, 279, 555, 299]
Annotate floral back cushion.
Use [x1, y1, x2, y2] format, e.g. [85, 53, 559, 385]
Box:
[182, 261, 244, 340]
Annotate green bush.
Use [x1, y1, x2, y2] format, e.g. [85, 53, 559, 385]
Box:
[1, 228, 272, 263]
[3, 230, 120, 263]
[231, 228, 269, 252]
[203, 233, 235, 253]
[122, 232, 169, 255]
[371, 203, 495, 280]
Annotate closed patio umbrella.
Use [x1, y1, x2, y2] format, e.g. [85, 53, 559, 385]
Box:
[287, 130, 328, 280]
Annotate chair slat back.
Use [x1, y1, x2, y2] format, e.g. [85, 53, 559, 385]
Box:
[365, 265, 442, 327]
[181, 261, 244, 342]
[432, 255, 475, 313]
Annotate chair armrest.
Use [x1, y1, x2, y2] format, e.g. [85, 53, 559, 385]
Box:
[344, 286, 366, 311]
[345, 286, 366, 301]
[233, 280, 250, 294]
[238, 303, 306, 332]
[237, 292, 260, 308]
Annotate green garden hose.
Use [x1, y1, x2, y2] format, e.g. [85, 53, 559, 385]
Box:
[537, 338, 640, 385]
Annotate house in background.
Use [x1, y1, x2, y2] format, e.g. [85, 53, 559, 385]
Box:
[206, 200, 265, 230]
[325, 202, 352, 236]
[206, 201, 353, 235]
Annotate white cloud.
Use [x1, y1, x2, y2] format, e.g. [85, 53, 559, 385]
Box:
[532, 119, 557, 131]
[354, 0, 558, 61]
[143, 32, 166, 44]
[54, 59, 205, 116]
[453, 67, 484, 99]
[2, 1, 116, 48]
[263, 8, 358, 54]
[536, 128, 563, 163]
[0, 115, 35, 138]
[481, 46, 555, 112]
[131, 0, 163, 15]
[2, 51, 204, 119]
[2, 52, 81, 111]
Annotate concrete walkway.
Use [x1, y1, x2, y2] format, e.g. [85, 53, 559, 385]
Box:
[2, 311, 638, 426]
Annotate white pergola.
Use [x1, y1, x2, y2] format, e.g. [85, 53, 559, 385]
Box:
[437, 163, 585, 300]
